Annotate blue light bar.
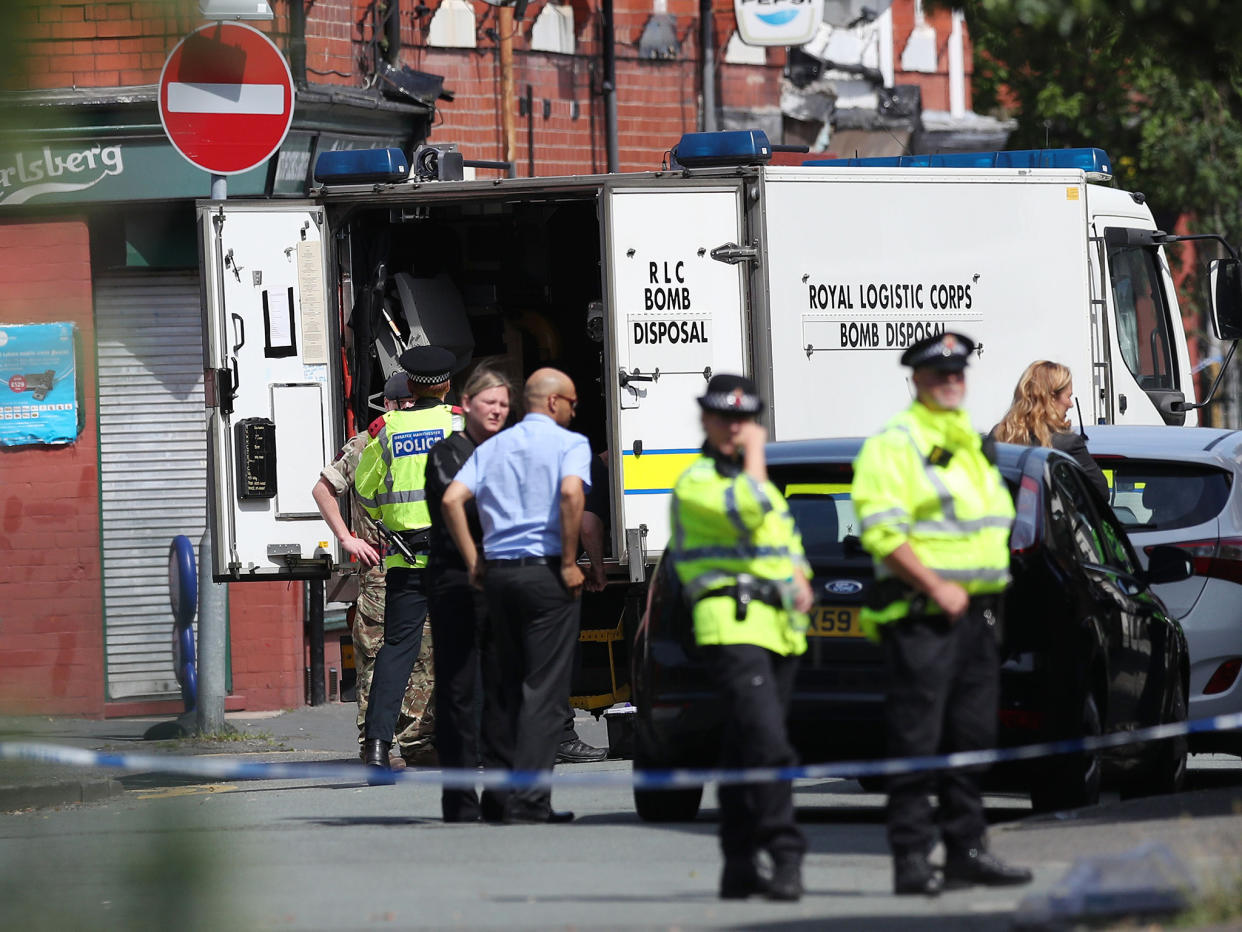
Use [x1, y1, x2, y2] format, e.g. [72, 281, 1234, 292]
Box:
[313, 148, 410, 184]
[672, 130, 772, 168]
[804, 147, 1112, 178]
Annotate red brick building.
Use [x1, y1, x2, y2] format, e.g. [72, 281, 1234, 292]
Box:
[0, 0, 994, 716]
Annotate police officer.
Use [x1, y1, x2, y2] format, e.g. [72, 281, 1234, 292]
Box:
[852, 332, 1032, 896]
[669, 373, 813, 902]
[355, 345, 457, 771]
[311, 371, 436, 769]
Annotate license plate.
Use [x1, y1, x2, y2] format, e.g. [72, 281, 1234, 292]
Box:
[807, 605, 864, 638]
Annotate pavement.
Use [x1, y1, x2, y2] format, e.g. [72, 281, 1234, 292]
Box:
[0, 701, 613, 813]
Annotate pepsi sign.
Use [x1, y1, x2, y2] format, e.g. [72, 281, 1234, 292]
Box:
[392, 429, 445, 458]
[734, 0, 822, 47]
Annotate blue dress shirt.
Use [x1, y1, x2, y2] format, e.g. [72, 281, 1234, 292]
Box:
[455, 413, 592, 559]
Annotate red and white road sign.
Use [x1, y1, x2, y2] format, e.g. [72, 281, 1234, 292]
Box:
[159, 22, 295, 176]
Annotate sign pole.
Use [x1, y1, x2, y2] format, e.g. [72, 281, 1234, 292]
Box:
[211, 173, 227, 199]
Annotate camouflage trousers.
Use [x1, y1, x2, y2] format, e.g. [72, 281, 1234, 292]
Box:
[353, 589, 435, 760]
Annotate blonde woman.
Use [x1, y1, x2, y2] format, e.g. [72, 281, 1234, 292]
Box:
[993, 361, 1108, 496]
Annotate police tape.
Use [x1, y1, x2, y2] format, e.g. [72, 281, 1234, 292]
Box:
[3, 711, 1241, 792]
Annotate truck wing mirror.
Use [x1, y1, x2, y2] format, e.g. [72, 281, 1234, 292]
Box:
[1210, 258, 1242, 340]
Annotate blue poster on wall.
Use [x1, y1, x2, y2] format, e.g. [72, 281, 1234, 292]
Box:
[0, 322, 79, 446]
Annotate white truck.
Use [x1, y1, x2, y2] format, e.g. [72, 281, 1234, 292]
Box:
[198, 132, 1242, 590]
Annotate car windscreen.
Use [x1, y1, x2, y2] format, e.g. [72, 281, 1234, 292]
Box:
[769, 463, 861, 560]
[1097, 460, 1231, 531]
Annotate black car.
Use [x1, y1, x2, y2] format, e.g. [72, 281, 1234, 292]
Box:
[631, 439, 1193, 820]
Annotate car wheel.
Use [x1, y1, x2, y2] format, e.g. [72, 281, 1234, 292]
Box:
[1029, 690, 1103, 813]
[1122, 681, 1188, 799]
[632, 736, 704, 822]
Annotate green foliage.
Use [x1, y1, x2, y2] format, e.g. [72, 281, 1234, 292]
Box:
[930, 0, 1242, 244]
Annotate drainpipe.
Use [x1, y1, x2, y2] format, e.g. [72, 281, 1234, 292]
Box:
[602, 0, 619, 171]
[699, 0, 716, 131]
[288, 0, 307, 87]
[386, 0, 402, 65]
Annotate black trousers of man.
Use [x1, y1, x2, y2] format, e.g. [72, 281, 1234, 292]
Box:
[479, 560, 580, 821]
[881, 599, 999, 859]
[700, 643, 807, 867]
[428, 566, 487, 821]
[364, 567, 427, 743]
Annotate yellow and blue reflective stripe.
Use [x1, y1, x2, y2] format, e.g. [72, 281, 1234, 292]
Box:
[621, 447, 700, 495]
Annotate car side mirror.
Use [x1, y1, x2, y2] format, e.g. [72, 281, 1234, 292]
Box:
[1143, 545, 1194, 585]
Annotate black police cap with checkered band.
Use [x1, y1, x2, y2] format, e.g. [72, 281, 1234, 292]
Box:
[697, 373, 765, 415]
[899, 331, 976, 371]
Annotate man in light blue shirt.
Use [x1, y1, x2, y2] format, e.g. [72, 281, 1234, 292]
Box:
[442, 367, 591, 823]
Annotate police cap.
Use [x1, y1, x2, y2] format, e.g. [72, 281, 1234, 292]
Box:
[383, 371, 415, 401]
[397, 345, 455, 385]
[697, 373, 764, 416]
[899, 331, 976, 371]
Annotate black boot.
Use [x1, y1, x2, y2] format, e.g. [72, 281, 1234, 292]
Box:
[363, 737, 392, 767]
[719, 859, 767, 899]
[893, 853, 943, 896]
[767, 858, 803, 902]
[944, 847, 1033, 889]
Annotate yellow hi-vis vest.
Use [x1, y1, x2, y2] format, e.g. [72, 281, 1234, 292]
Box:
[354, 404, 453, 570]
[851, 401, 1014, 640]
[669, 455, 810, 657]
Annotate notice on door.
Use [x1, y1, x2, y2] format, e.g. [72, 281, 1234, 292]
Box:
[296, 241, 328, 365]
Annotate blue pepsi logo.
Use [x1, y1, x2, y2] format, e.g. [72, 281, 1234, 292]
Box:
[392, 429, 444, 457]
[756, 9, 799, 25]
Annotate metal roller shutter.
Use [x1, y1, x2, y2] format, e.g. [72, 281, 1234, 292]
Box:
[95, 272, 205, 701]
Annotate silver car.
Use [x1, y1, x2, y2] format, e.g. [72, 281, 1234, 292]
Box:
[1087, 425, 1242, 755]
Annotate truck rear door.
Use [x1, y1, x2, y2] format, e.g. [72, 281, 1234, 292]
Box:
[602, 182, 749, 568]
[198, 201, 341, 581]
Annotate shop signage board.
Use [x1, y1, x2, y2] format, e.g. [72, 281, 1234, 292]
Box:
[159, 22, 295, 175]
[734, 0, 823, 46]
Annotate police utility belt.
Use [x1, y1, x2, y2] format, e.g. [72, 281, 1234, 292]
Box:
[867, 578, 1002, 616]
[694, 574, 788, 622]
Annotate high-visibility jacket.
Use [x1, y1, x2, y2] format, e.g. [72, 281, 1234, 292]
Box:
[669, 453, 810, 656]
[851, 401, 1014, 639]
[354, 402, 454, 570]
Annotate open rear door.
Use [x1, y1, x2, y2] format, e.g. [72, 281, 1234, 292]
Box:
[603, 182, 748, 571]
[198, 201, 341, 581]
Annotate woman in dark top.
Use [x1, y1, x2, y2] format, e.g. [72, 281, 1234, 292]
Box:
[425, 366, 512, 822]
[993, 360, 1109, 497]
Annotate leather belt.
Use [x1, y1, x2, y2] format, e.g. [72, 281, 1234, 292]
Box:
[485, 556, 561, 567]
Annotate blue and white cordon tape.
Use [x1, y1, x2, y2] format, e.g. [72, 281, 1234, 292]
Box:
[2, 712, 1240, 791]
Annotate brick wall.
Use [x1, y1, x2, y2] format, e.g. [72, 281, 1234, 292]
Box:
[229, 581, 306, 710]
[0, 218, 102, 716]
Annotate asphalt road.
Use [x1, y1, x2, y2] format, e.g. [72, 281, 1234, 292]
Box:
[3, 753, 1242, 931]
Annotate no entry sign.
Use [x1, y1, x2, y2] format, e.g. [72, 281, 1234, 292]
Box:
[159, 22, 295, 175]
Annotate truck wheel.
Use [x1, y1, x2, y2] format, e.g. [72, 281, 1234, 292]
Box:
[1121, 682, 1187, 799]
[1030, 691, 1102, 813]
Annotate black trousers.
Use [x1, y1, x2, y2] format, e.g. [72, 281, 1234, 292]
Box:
[479, 561, 580, 820]
[428, 566, 487, 821]
[363, 567, 427, 744]
[700, 643, 807, 865]
[881, 601, 999, 858]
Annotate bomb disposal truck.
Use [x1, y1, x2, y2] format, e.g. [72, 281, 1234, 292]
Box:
[198, 131, 1242, 605]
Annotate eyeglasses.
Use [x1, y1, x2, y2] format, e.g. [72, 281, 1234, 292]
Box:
[554, 394, 579, 412]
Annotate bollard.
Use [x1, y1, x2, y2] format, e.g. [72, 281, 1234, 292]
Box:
[196, 526, 228, 734]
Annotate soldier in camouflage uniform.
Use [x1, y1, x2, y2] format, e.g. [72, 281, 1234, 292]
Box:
[311, 374, 435, 767]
